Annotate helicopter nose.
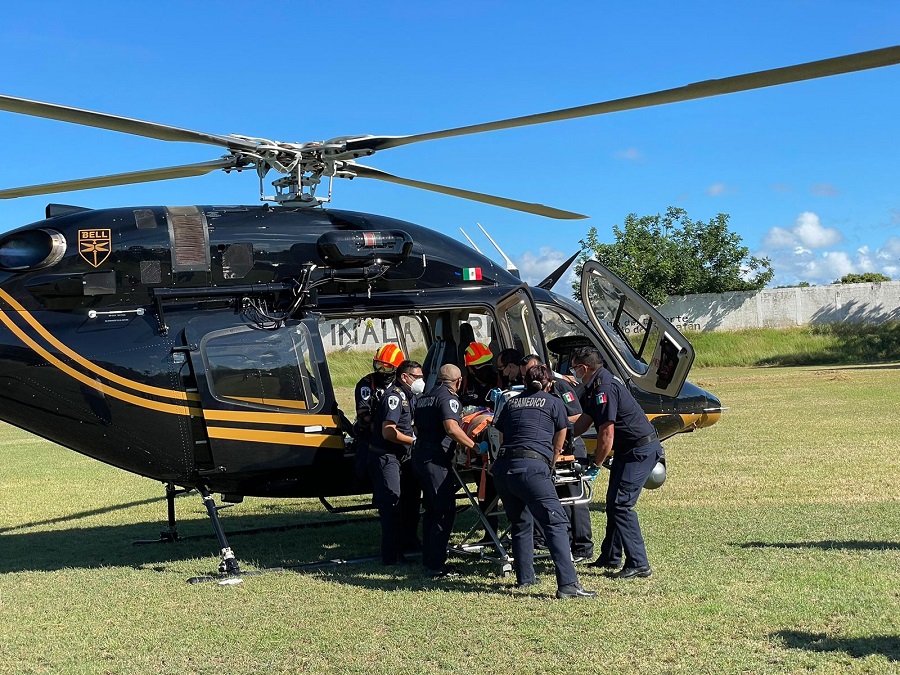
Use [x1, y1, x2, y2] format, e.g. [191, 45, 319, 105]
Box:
[698, 391, 725, 429]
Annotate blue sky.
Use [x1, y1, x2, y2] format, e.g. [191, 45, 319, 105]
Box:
[1, 1, 897, 290]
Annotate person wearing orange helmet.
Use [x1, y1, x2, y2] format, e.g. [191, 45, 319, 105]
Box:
[461, 341, 498, 409]
[461, 341, 501, 541]
[352, 344, 406, 482]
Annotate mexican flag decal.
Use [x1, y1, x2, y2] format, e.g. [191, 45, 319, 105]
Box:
[462, 267, 483, 281]
[562, 391, 575, 404]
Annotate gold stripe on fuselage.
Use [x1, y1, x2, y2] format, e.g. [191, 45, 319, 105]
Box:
[229, 396, 307, 410]
[202, 409, 339, 427]
[206, 426, 345, 448]
[0, 289, 200, 402]
[0, 306, 194, 416]
[0, 294, 342, 431]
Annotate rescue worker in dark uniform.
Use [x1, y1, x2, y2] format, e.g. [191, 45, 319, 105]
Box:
[353, 344, 406, 483]
[413, 363, 478, 578]
[520, 354, 594, 562]
[496, 348, 524, 388]
[571, 346, 660, 578]
[368, 360, 425, 565]
[492, 364, 596, 599]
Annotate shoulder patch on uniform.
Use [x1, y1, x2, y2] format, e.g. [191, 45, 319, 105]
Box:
[360, 386, 371, 401]
[596, 392, 608, 405]
[387, 395, 400, 410]
[562, 391, 575, 404]
[449, 399, 460, 414]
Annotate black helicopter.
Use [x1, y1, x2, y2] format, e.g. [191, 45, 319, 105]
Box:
[0, 46, 897, 576]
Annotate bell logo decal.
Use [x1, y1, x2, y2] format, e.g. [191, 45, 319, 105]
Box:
[78, 229, 112, 268]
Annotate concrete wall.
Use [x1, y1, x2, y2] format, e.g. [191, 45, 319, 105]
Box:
[321, 317, 491, 354]
[658, 281, 900, 332]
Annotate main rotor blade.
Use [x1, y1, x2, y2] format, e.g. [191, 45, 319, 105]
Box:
[346, 45, 900, 153]
[350, 164, 587, 220]
[0, 94, 259, 153]
[0, 157, 242, 199]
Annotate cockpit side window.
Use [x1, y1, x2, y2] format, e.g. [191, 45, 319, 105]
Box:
[203, 323, 322, 412]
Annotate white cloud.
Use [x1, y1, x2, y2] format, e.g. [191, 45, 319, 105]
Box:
[793, 212, 842, 248]
[761, 212, 842, 251]
[707, 182, 727, 196]
[762, 227, 795, 248]
[515, 247, 577, 290]
[811, 182, 839, 197]
[762, 236, 900, 286]
[615, 147, 643, 161]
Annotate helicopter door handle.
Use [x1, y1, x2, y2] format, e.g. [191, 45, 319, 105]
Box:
[87, 308, 146, 319]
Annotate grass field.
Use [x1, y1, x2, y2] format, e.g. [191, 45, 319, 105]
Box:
[2, 364, 899, 673]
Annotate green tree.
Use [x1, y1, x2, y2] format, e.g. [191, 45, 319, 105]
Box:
[833, 272, 891, 284]
[574, 207, 774, 305]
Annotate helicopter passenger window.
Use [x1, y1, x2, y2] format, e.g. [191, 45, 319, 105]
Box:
[498, 291, 541, 358]
[202, 324, 322, 412]
[398, 315, 428, 364]
[538, 298, 648, 376]
[461, 312, 495, 361]
[582, 272, 655, 373]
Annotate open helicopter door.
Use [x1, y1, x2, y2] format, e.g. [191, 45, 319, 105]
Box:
[495, 285, 546, 363]
[183, 315, 344, 482]
[580, 260, 694, 397]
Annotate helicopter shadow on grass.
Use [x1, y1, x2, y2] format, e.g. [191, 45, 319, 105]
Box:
[0, 509, 391, 576]
[774, 630, 900, 662]
[736, 540, 900, 552]
[297, 561, 524, 598]
[0, 496, 166, 535]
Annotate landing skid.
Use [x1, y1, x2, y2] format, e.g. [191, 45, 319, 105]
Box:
[133, 482, 190, 545]
[186, 553, 386, 585]
[134, 487, 379, 547]
[132, 483, 383, 583]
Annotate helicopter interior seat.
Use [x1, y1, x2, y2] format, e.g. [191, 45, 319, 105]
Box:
[422, 313, 457, 391]
[457, 321, 476, 369]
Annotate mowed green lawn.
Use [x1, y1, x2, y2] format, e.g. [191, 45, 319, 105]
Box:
[1, 365, 898, 674]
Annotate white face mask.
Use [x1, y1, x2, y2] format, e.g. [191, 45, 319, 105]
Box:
[410, 377, 426, 396]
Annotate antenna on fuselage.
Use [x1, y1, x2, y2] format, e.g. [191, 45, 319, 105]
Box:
[459, 228, 483, 253]
[477, 222, 519, 279]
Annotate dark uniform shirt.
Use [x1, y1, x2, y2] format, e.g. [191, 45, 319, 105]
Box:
[371, 381, 416, 457]
[353, 372, 389, 441]
[460, 375, 494, 409]
[580, 368, 655, 451]
[551, 375, 587, 459]
[414, 383, 462, 465]
[494, 390, 568, 464]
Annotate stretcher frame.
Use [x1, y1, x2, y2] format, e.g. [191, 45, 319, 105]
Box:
[448, 459, 593, 576]
[447, 397, 595, 576]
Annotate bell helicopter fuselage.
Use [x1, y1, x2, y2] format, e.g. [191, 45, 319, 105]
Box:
[0, 203, 720, 502]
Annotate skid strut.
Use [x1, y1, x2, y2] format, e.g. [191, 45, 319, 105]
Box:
[133, 482, 191, 546]
[199, 486, 242, 576]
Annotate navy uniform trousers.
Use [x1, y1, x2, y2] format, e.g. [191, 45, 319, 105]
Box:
[492, 457, 578, 588]
[413, 443, 458, 571]
[600, 440, 661, 568]
[368, 451, 421, 564]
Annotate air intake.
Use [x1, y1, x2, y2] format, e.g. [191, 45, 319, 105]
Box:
[166, 206, 210, 272]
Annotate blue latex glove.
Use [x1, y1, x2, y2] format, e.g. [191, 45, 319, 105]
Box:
[476, 441, 489, 455]
[585, 466, 601, 481]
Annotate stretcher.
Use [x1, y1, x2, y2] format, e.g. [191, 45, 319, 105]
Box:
[447, 391, 595, 576]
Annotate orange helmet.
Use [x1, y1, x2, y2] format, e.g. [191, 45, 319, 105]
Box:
[373, 344, 405, 372]
[464, 342, 493, 367]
